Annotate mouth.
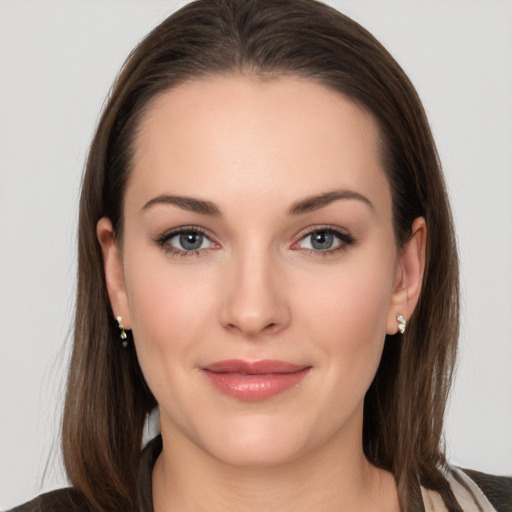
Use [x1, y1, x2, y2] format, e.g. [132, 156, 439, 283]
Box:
[201, 359, 312, 401]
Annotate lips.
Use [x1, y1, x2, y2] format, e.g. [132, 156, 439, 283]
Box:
[201, 359, 311, 401]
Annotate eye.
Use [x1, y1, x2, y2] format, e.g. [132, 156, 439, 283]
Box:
[173, 231, 209, 251]
[294, 228, 354, 254]
[156, 227, 217, 256]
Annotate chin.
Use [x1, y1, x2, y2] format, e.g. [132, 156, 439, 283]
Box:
[191, 414, 318, 468]
[210, 437, 307, 468]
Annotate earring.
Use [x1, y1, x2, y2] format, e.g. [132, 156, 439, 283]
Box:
[116, 316, 129, 348]
[396, 313, 406, 334]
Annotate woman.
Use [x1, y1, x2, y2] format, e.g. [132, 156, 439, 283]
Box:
[7, 0, 511, 511]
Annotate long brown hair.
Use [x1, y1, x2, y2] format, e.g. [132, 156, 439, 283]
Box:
[63, 0, 460, 510]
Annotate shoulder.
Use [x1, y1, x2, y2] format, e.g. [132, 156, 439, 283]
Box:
[6, 488, 91, 512]
[421, 466, 512, 511]
[6, 437, 163, 512]
[460, 468, 512, 512]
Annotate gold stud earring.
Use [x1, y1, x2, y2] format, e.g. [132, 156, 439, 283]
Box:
[116, 316, 129, 348]
[396, 313, 406, 334]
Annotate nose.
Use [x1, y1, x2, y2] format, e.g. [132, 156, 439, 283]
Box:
[219, 248, 290, 338]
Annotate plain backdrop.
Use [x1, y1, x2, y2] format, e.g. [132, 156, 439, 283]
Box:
[1, 0, 511, 509]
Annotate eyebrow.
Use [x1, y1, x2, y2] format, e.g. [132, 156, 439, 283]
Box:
[142, 195, 222, 216]
[141, 188, 374, 216]
[287, 189, 374, 215]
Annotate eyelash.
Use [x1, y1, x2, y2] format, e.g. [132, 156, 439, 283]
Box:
[155, 226, 216, 258]
[293, 226, 355, 257]
[154, 226, 355, 258]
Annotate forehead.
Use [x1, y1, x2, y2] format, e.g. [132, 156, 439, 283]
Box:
[129, 74, 390, 214]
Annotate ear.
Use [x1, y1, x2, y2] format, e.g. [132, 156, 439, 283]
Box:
[97, 217, 131, 329]
[386, 217, 427, 335]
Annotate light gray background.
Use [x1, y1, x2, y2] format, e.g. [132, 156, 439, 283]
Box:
[1, 0, 511, 509]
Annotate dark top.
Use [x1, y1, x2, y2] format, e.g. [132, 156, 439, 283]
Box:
[7, 436, 161, 512]
[8, 435, 512, 511]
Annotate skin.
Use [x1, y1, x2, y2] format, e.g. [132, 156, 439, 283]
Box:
[98, 75, 426, 512]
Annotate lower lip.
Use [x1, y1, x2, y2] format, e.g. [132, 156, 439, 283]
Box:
[202, 368, 311, 401]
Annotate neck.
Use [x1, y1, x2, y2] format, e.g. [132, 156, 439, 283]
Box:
[152, 415, 400, 512]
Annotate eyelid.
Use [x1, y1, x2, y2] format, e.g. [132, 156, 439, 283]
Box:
[154, 224, 354, 257]
[154, 225, 219, 257]
[291, 225, 355, 253]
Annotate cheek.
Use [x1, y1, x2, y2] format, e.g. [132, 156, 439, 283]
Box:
[123, 252, 217, 364]
[295, 251, 395, 370]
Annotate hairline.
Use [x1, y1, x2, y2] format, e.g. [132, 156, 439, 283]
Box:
[114, 69, 395, 243]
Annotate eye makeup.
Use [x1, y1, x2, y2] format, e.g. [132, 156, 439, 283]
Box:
[293, 227, 355, 256]
[154, 226, 218, 258]
[154, 224, 356, 259]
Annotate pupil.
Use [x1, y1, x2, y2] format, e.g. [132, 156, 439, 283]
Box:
[311, 231, 333, 250]
[180, 232, 202, 250]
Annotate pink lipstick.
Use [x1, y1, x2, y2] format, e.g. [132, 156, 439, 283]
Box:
[201, 359, 311, 401]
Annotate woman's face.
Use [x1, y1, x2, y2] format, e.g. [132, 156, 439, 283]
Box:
[100, 75, 423, 467]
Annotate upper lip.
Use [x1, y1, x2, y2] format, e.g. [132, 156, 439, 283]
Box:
[203, 359, 311, 374]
